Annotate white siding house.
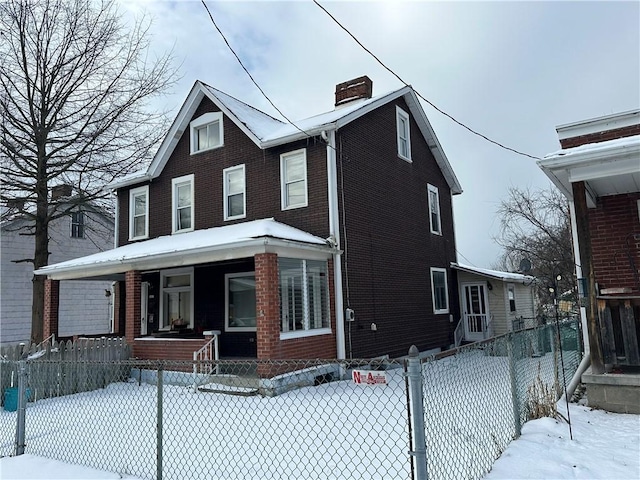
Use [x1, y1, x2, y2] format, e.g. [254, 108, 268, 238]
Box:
[1, 207, 114, 344]
[452, 263, 537, 342]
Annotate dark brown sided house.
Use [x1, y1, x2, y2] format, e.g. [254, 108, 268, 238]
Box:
[36, 76, 463, 366]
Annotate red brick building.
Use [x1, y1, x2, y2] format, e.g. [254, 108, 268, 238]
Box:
[538, 109, 640, 413]
[36, 76, 463, 363]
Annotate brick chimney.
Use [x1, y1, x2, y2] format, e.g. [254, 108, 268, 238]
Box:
[335, 76, 373, 108]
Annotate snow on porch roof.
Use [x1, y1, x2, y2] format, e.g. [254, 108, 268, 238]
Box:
[451, 262, 536, 285]
[35, 219, 333, 280]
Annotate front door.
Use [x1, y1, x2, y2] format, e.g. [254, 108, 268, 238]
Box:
[462, 283, 490, 342]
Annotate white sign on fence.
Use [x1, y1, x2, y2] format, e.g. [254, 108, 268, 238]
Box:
[352, 369, 387, 386]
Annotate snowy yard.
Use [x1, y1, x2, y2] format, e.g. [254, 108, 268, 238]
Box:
[0, 329, 587, 480]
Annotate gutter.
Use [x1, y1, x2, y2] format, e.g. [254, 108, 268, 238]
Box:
[325, 129, 347, 360]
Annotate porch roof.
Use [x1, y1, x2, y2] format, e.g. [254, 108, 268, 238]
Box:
[34, 219, 334, 280]
[451, 262, 536, 285]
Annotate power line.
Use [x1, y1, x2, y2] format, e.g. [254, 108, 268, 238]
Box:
[313, 0, 541, 161]
[199, 1, 314, 141]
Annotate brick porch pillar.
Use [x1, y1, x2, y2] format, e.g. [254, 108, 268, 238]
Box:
[43, 278, 60, 340]
[125, 270, 141, 346]
[255, 253, 280, 364]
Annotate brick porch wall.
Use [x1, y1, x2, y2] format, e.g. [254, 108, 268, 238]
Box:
[125, 271, 141, 346]
[43, 278, 60, 339]
[133, 338, 208, 361]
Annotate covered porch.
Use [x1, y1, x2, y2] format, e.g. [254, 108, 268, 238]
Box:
[36, 219, 339, 365]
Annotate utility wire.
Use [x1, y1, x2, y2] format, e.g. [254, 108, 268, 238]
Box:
[200, 1, 313, 140]
[313, 0, 541, 161]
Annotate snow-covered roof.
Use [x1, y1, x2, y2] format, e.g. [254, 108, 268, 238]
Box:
[451, 262, 536, 284]
[106, 80, 462, 195]
[538, 134, 640, 205]
[35, 218, 333, 280]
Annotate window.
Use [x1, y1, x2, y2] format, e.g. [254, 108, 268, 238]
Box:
[225, 273, 256, 331]
[223, 165, 246, 220]
[160, 268, 193, 330]
[280, 149, 308, 210]
[129, 186, 149, 240]
[190, 112, 223, 154]
[396, 106, 411, 161]
[507, 284, 516, 312]
[431, 267, 449, 314]
[279, 258, 330, 338]
[172, 174, 194, 233]
[70, 211, 84, 238]
[427, 184, 442, 235]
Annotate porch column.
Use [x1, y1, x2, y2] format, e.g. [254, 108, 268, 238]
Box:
[255, 253, 280, 361]
[572, 181, 605, 373]
[125, 270, 141, 345]
[43, 278, 60, 340]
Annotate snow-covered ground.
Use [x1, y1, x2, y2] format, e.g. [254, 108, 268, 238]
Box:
[1, 403, 638, 480]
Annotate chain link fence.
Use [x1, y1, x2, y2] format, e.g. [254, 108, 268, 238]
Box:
[0, 319, 581, 480]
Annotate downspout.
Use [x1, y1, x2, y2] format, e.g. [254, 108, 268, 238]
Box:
[324, 129, 346, 359]
[561, 200, 591, 402]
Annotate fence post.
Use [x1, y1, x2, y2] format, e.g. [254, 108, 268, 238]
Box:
[407, 345, 428, 480]
[157, 363, 163, 480]
[15, 355, 28, 456]
[507, 334, 522, 438]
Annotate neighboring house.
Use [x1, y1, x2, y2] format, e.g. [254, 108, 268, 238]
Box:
[1, 190, 115, 345]
[538, 109, 640, 413]
[35, 76, 463, 363]
[451, 263, 536, 344]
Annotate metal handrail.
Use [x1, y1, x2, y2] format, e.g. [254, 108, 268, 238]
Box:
[453, 318, 464, 347]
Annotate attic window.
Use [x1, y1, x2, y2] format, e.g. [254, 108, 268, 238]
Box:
[396, 106, 411, 162]
[71, 211, 84, 239]
[190, 112, 224, 154]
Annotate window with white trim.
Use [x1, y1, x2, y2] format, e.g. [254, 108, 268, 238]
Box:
[279, 258, 330, 336]
[507, 284, 516, 312]
[160, 268, 193, 330]
[190, 112, 223, 154]
[431, 267, 449, 314]
[280, 149, 308, 210]
[427, 184, 442, 235]
[396, 106, 411, 161]
[129, 186, 149, 240]
[223, 165, 246, 220]
[172, 174, 194, 233]
[225, 272, 256, 331]
[70, 211, 84, 238]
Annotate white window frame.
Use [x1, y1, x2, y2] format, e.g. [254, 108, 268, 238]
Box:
[190, 112, 224, 154]
[430, 267, 449, 314]
[159, 267, 194, 331]
[225, 272, 257, 332]
[70, 211, 85, 239]
[223, 164, 246, 221]
[280, 149, 308, 210]
[427, 184, 442, 235]
[129, 185, 149, 240]
[172, 174, 194, 234]
[279, 258, 331, 340]
[507, 283, 517, 313]
[396, 106, 412, 162]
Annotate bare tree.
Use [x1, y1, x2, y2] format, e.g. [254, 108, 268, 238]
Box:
[493, 186, 576, 315]
[0, 0, 177, 342]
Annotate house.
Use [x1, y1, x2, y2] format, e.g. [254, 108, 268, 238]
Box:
[1, 190, 115, 345]
[34, 76, 463, 364]
[450, 263, 536, 344]
[538, 109, 640, 413]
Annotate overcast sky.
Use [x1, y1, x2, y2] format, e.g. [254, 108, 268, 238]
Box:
[120, 0, 640, 269]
